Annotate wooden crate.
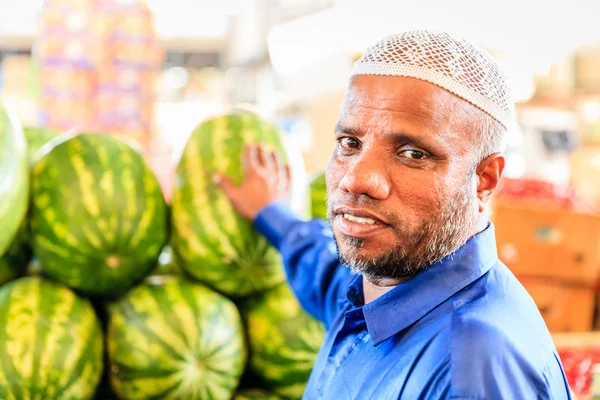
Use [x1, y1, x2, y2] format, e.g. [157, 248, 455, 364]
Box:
[493, 200, 600, 285]
[519, 277, 595, 332]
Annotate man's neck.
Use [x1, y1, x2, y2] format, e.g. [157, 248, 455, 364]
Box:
[363, 276, 410, 304]
[362, 217, 490, 304]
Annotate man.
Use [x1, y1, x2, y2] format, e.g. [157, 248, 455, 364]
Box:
[214, 30, 572, 399]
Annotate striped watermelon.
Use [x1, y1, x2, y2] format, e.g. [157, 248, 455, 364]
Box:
[0, 106, 29, 257]
[107, 277, 247, 399]
[0, 125, 66, 287]
[234, 389, 284, 400]
[171, 110, 286, 297]
[245, 284, 325, 399]
[0, 224, 31, 286]
[147, 245, 183, 278]
[309, 172, 327, 220]
[30, 133, 168, 295]
[0, 276, 104, 398]
[0, 126, 60, 286]
[23, 126, 60, 166]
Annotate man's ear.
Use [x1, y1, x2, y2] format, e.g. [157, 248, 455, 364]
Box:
[475, 153, 505, 213]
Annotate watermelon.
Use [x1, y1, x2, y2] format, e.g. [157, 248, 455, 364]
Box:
[0, 276, 104, 398]
[171, 110, 286, 297]
[107, 277, 247, 399]
[245, 284, 325, 399]
[29, 133, 168, 295]
[147, 245, 183, 278]
[309, 172, 327, 220]
[0, 224, 31, 286]
[0, 106, 29, 257]
[234, 389, 284, 400]
[23, 126, 61, 166]
[0, 126, 63, 286]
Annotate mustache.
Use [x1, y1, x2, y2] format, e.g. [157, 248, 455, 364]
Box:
[326, 195, 397, 223]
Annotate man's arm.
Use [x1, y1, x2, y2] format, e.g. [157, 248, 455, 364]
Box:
[253, 201, 350, 324]
[213, 145, 348, 325]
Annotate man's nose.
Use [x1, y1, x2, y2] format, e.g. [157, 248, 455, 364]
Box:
[337, 156, 391, 200]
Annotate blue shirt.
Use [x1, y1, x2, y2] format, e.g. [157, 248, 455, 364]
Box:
[254, 203, 572, 400]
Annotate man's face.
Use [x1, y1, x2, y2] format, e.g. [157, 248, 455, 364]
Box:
[326, 75, 481, 281]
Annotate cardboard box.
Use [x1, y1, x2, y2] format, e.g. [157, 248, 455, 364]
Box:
[570, 145, 600, 206]
[519, 277, 595, 332]
[493, 200, 600, 285]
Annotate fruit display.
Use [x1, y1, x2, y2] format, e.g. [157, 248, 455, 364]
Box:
[171, 110, 287, 298]
[0, 106, 29, 257]
[244, 284, 325, 399]
[555, 334, 600, 399]
[0, 225, 31, 286]
[0, 277, 104, 398]
[29, 133, 168, 295]
[0, 125, 61, 287]
[496, 177, 597, 213]
[234, 389, 284, 400]
[309, 172, 327, 220]
[107, 277, 246, 399]
[0, 109, 324, 399]
[23, 126, 61, 165]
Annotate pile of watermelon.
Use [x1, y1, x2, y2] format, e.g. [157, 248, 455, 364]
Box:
[0, 106, 326, 399]
[309, 172, 328, 221]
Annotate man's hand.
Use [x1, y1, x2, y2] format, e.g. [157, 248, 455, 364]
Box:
[213, 144, 291, 221]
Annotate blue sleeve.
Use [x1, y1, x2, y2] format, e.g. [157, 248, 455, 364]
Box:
[450, 317, 573, 400]
[540, 353, 574, 400]
[253, 202, 351, 326]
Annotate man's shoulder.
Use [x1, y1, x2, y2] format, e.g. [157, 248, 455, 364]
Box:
[448, 314, 568, 398]
[446, 261, 569, 398]
[450, 260, 556, 366]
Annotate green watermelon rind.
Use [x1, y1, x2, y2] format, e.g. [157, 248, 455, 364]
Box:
[29, 133, 168, 295]
[245, 284, 325, 400]
[0, 223, 32, 286]
[0, 276, 104, 398]
[23, 126, 61, 168]
[171, 109, 287, 298]
[107, 277, 247, 399]
[309, 172, 327, 220]
[234, 388, 285, 400]
[0, 105, 29, 257]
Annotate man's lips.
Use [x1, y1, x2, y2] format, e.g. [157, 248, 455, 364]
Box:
[333, 205, 389, 226]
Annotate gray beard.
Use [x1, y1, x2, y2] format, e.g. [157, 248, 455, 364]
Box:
[327, 178, 476, 282]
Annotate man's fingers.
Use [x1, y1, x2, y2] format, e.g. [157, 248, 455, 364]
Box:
[283, 164, 292, 194]
[242, 145, 251, 169]
[248, 145, 261, 169]
[212, 172, 238, 200]
[256, 145, 269, 168]
[265, 149, 279, 173]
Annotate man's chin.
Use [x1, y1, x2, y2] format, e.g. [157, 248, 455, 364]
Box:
[336, 239, 391, 265]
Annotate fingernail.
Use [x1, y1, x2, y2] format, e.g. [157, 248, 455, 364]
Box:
[212, 173, 221, 184]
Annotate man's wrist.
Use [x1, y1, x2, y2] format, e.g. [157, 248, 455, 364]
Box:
[253, 201, 300, 249]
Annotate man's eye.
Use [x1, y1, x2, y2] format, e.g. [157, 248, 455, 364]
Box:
[338, 137, 361, 149]
[400, 150, 428, 160]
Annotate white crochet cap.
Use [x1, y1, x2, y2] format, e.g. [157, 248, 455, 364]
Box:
[351, 30, 515, 129]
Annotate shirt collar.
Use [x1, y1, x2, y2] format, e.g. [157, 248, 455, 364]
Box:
[347, 223, 498, 346]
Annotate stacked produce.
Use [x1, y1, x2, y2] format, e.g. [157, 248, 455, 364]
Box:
[496, 177, 597, 213]
[0, 107, 326, 399]
[171, 111, 287, 298]
[309, 172, 327, 220]
[0, 107, 29, 257]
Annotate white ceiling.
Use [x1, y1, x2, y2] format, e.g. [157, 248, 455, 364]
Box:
[0, 0, 233, 51]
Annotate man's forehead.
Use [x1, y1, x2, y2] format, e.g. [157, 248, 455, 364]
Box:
[340, 75, 471, 130]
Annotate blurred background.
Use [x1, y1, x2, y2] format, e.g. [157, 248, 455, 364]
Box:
[2, 0, 600, 397]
